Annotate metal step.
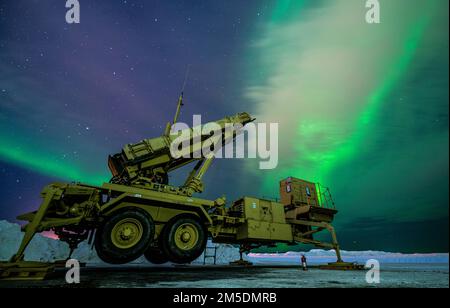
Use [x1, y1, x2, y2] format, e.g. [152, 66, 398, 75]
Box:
[318, 262, 365, 271]
[0, 261, 56, 281]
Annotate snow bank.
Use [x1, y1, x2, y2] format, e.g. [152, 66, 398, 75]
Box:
[0, 220, 244, 265]
[249, 250, 449, 265]
[193, 241, 248, 265]
[0, 220, 69, 261]
[1, 220, 447, 265]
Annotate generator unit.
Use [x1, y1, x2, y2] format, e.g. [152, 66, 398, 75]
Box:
[229, 197, 293, 242]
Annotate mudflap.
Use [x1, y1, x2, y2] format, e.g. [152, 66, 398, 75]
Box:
[318, 262, 365, 271]
[0, 261, 56, 281]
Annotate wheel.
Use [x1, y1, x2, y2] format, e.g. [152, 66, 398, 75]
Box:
[95, 209, 154, 264]
[161, 216, 207, 264]
[144, 247, 169, 264]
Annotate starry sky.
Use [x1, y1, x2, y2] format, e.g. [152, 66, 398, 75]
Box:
[0, 0, 448, 253]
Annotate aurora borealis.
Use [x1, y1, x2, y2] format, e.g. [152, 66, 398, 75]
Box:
[244, 0, 448, 252]
[0, 0, 448, 252]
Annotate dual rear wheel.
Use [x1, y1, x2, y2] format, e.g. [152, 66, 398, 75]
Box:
[95, 209, 206, 265]
[158, 217, 207, 264]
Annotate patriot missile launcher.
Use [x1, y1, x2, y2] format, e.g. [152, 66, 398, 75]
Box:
[0, 93, 360, 280]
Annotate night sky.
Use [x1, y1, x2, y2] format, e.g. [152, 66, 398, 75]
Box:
[0, 0, 448, 253]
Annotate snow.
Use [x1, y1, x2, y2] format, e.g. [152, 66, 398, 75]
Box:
[0, 220, 244, 265]
[1, 220, 448, 266]
[0, 220, 69, 262]
[250, 249, 449, 265]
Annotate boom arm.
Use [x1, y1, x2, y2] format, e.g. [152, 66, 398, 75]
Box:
[108, 109, 254, 193]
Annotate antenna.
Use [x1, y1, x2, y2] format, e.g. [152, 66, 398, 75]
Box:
[181, 64, 191, 94]
[164, 65, 191, 136]
[172, 64, 191, 125]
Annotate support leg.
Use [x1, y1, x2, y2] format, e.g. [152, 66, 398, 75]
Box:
[229, 245, 253, 266]
[325, 224, 343, 263]
[9, 189, 56, 263]
[289, 219, 343, 262]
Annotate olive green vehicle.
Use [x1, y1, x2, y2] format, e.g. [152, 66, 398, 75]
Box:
[1, 95, 358, 279]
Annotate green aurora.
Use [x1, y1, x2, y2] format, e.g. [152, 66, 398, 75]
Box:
[0, 0, 447, 252]
[244, 0, 448, 251]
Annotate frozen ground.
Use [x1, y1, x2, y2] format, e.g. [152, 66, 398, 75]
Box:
[1, 220, 448, 288]
[0, 263, 448, 288]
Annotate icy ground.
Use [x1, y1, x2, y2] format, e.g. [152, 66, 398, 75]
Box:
[1, 220, 448, 288]
[0, 264, 448, 288]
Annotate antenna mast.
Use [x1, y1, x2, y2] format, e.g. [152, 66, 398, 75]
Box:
[165, 65, 191, 136]
[173, 64, 191, 125]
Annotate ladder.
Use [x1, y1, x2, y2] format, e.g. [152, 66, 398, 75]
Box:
[203, 244, 218, 265]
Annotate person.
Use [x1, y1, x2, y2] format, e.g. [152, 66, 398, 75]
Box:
[301, 254, 308, 271]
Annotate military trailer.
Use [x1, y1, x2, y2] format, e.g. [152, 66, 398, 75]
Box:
[0, 95, 358, 279]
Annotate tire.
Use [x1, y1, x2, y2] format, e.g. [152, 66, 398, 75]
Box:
[161, 216, 207, 264]
[95, 209, 154, 264]
[144, 247, 169, 264]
